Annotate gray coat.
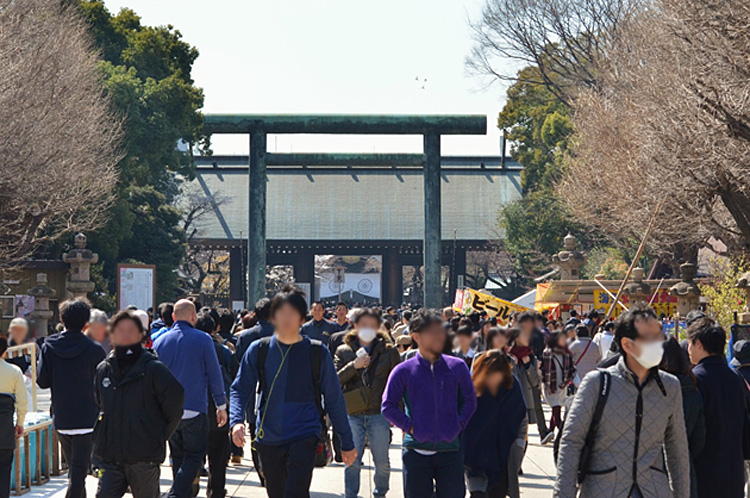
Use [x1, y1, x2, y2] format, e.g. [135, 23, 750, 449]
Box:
[554, 357, 690, 498]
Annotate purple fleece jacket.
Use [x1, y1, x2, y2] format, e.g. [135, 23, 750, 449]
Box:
[382, 353, 477, 451]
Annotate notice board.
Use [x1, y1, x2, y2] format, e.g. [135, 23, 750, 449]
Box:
[117, 264, 156, 312]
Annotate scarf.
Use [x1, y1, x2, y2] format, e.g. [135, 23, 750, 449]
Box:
[510, 345, 533, 361]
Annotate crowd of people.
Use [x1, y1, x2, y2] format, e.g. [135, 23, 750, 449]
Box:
[0, 287, 748, 498]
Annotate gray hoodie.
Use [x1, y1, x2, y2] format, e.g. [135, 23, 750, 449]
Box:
[554, 357, 689, 498]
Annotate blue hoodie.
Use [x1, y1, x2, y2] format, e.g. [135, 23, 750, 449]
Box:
[229, 335, 354, 450]
[38, 330, 106, 430]
[153, 321, 227, 413]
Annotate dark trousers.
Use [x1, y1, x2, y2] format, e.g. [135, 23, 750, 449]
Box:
[96, 461, 160, 498]
[255, 435, 318, 498]
[168, 415, 209, 498]
[0, 449, 13, 498]
[58, 432, 94, 498]
[402, 449, 465, 498]
[206, 430, 229, 498]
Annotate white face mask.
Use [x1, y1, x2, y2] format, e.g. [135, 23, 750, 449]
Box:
[632, 340, 664, 369]
[358, 328, 377, 344]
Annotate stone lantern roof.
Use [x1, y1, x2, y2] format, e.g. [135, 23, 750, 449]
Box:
[623, 268, 651, 298]
[552, 234, 586, 265]
[669, 263, 701, 297]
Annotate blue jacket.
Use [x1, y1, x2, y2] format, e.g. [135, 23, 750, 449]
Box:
[235, 321, 274, 361]
[229, 335, 354, 450]
[300, 319, 338, 346]
[38, 330, 106, 430]
[382, 353, 477, 451]
[153, 321, 227, 413]
[693, 355, 745, 498]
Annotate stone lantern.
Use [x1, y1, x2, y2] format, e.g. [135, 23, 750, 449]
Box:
[27, 273, 55, 337]
[553, 233, 586, 280]
[62, 233, 98, 298]
[623, 267, 652, 307]
[736, 270, 750, 324]
[669, 263, 701, 318]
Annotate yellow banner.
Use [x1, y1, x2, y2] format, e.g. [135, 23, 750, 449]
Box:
[461, 288, 531, 325]
[593, 289, 677, 319]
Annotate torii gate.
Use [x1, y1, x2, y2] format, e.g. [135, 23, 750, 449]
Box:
[204, 114, 487, 308]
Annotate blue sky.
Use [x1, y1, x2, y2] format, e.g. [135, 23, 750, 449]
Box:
[104, 0, 511, 156]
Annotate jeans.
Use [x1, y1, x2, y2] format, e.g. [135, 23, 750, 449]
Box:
[168, 415, 209, 498]
[0, 449, 12, 498]
[255, 435, 318, 498]
[206, 430, 229, 498]
[402, 449, 464, 498]
[96, 461, 160, 498]
[58, 432, 94, 498]
[345, 414, 390, 498]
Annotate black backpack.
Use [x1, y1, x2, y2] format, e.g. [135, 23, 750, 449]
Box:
[553, 369, 612, 485]
[256, 337, 331, 466]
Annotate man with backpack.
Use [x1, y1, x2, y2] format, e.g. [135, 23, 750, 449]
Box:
[554, 307, 689, 498]
[230, 285, 356, 498]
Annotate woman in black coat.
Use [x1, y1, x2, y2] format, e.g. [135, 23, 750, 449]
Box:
[464, 350, 527, 498]
[660, 337, 705, 498]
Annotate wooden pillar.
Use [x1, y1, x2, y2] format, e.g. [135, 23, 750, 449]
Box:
[248, 131, 267, 306]
[423, 132, 442, 308]
[229, 246, 244, 306]
[383, 248, 403, 307]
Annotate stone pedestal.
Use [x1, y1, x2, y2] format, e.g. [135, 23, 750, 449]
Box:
[27, 273, 55, 337]
[623, 268, 651, 307]
[669, 263, 701, 317]
[62, 233, 98, 298]
[553, 234, 586, 281]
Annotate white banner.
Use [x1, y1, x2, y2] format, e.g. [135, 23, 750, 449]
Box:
[317, 273, 381, 300]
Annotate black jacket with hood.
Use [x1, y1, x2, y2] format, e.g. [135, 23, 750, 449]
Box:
[93, 348, 184, 464]
[38, 330, 106, 430]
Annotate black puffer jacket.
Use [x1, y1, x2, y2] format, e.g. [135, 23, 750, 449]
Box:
[93, 349, 184, 464]
[334, 331, 400, 415]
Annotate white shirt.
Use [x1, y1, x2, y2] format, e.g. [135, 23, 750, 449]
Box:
[593, 331, 614, 360]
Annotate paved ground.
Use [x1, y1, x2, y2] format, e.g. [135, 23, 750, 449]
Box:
[30, 388, 555, 497]
[24, 420, 555, 498]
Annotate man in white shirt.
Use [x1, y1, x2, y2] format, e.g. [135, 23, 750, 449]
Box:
[592, 321, 616, 361]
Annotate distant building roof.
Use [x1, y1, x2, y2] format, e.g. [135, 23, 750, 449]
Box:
[188, 156, 522, 242]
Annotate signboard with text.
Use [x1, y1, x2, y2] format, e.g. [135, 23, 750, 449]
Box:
[593, 289, 677, 318]
[117, 264, 156, 312]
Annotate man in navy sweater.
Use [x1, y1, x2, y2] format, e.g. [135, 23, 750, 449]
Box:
[38, 299, 105, 498]
[230, 286, 356, 498]
[299, 301, 338, 346]
[154, 300, 227, 498]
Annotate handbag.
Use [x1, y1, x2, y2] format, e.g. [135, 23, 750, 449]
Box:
[344, 386, 372, 415]
[315, 429, 333, 468]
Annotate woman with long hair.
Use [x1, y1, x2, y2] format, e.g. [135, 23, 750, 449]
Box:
[540, 331, 576, 435]
[660, 336, 705, 498]
[463, 350, 527, 498]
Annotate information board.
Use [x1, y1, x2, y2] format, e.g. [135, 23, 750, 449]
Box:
[117, 264, 156, 312]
